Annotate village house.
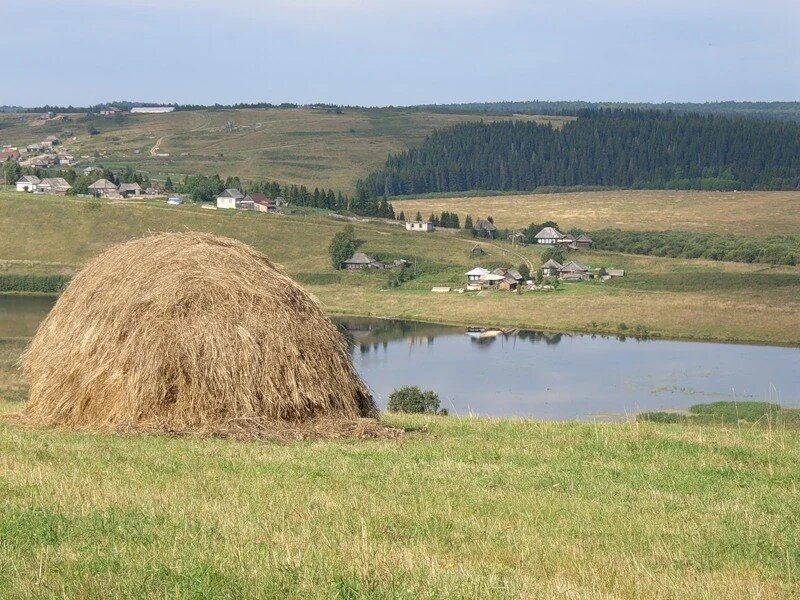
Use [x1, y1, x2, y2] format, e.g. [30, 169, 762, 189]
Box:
[557, 233, 578, 250]
[0, 148, 21, 162]
[216, 188, 243, 209]
[243, 192, 276, 212]
[15, 175, 41, 192]
[474, 219, 497, 239]
[88, 179, 119, 198]
[406, 220, 435, 232]
[35, 177, 71, 195]
[26, 144, 43, 154]
[465, 267, 490, 286]
[540, 259, 562, 277]
[42, 135, 60, 148]
[118, 182, 143, 198]
[29, 156, 56, 168]
[534, 227, 564, 244]
[342, 252, 384, 270]
[492, 268, 524, 290]
[559, 261, 592, 281]
[574, 234, 593, 249]
[57, 154, 75, 166]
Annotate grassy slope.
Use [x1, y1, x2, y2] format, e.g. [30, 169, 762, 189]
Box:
[0, 109, 570, 192]
[1, 398, 798, 598]
[1, 191, 799, 345]
[393, 190, 800, 236]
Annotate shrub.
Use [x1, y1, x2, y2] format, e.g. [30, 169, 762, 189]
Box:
[387, 386, 441, 414]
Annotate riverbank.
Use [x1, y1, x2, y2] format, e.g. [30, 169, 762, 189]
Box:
[2, 191, 799, 345]
[0, 398, 797, 599]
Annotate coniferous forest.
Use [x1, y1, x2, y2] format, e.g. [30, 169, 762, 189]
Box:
[364, 110, 800, 196]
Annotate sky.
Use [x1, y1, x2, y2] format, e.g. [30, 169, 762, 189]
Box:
[5, 0, 799, 107]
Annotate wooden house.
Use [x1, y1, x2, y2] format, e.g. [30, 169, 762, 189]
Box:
[575, 234, 593, 249]
[88, 179, 119, 198]
[540, 258, 562, 277]
[35, 177, 71, 195]
[559, 261, 592, 280]
[342, 252, 384, 270]
[474, 219, 497, 239]
[534, 227, 564, 244]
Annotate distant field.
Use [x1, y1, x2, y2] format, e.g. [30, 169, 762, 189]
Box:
[393, 190, 800, 236]
[1, 191, 798, 345]
[0, 109, 571, 192]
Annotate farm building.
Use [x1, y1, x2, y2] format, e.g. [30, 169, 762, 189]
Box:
[15, 175, 40, 192]
[216, 189, 243, 209]
[541, 259, 562, 277]
[118, 183, 143, 198]
[507, 231, 525, 244]
[534, 227, 564, 244]
[492, 268, 524, 290]
[405, 221, 434, 232]
[575, 234, 593, 249]
[474, 219, 497, 239]
[559, 261, 592, 281]
[35, 178, 71, 195]
[88, 179, 119, 198]
[342, 252, 384, 270]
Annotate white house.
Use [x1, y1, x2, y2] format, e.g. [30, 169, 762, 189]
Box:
[216, 188, 243, 209]
[534, 227, 564, 244]
[16, 175, 40, 192]
[465, 267, 490, 285]
[405, 221, 434, 232]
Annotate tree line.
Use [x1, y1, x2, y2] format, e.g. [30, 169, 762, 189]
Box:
[364, 110, 800, 196]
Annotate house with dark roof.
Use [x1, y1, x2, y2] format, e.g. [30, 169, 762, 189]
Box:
[559, 261, 592, 280]
[492, 268, 524, 290]
[244, 192, 276, 212]
[574, 234, 593, 249]
[342, 252, 384, 270]
[474, 219, 497, 239]
[118, 182, 143, 197]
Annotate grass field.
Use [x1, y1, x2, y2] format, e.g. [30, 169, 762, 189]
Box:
[1, 191, 799, 345]
[393, 190, 800, 236]
[1, 396, 798, 598]
[0, 109, 570, 192]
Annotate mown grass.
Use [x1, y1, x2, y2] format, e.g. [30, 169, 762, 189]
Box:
[392, 189, 800, 236]
[1, 396, 799, 599]
[1, 192, 799, 345]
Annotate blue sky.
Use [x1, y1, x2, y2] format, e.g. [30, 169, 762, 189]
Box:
[6, 0, 799, 106]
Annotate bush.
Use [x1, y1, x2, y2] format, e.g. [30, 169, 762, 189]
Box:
[387, 386, 442, 414]
[541, 246, 566, 265]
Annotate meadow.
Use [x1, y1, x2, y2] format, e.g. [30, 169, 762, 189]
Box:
[0, 109, 569, 192]
[392, 189, 800, 236]
[1, 191, 798, 345]
[1, 396, 798, 599]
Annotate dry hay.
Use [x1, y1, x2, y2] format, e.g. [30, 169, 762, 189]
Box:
[18, 232, 388, 439]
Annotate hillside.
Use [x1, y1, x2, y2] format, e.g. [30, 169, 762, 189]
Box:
[0, 109, 569, 192]
[1, 191, 799, 345]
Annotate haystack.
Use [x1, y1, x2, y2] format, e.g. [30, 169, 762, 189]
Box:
[21, 232, 379, 438]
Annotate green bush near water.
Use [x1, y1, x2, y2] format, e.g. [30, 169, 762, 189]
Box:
[0, 275, 70, 294]
[387, 386, 444, 415]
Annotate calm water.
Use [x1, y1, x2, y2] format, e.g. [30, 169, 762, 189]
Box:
[2, 296, 798, 420]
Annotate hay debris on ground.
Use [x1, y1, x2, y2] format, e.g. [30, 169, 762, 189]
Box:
[19, 232, 387, 439]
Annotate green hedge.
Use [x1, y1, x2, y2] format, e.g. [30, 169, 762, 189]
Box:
[0, 274, 70, 293]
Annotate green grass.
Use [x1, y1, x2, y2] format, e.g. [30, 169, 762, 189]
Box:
[1, 398, 799, 598]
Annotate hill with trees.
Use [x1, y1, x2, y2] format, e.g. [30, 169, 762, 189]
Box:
[364, 110, 800, 196]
